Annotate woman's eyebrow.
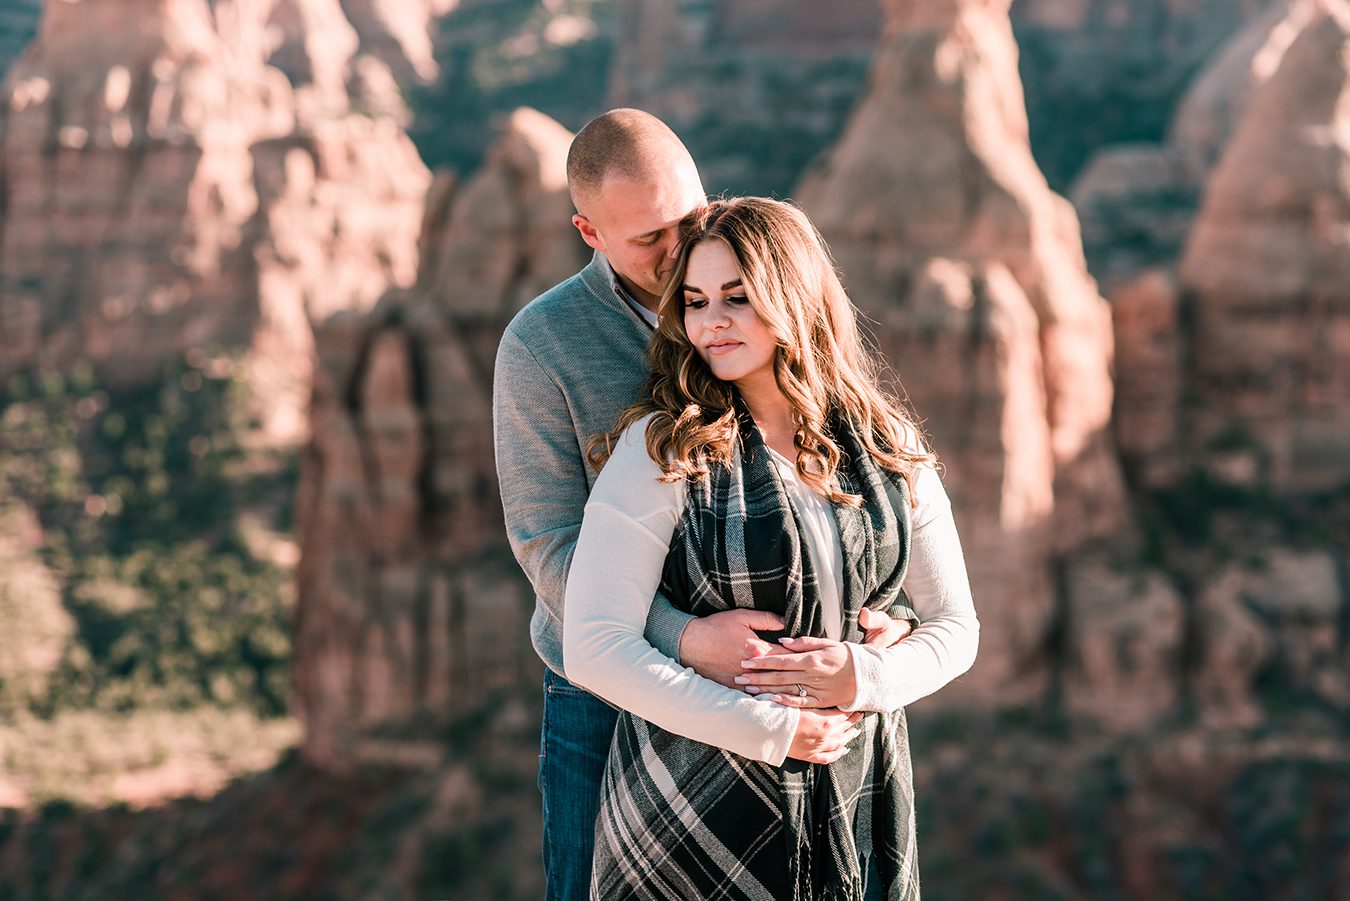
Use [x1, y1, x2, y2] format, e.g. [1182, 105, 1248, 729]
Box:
[682, 278, 744, 293]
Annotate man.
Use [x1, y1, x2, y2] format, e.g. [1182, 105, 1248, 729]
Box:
[492, 109, 912, 900]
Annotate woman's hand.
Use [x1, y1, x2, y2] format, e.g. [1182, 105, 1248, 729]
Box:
[786, 708, 863, 764]
[736, 636, 857, 709]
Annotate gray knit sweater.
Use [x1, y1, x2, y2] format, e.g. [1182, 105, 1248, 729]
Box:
[493, 251, 693, 679]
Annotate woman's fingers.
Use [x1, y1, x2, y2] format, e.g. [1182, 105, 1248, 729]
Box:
[736, 669, 810, 687]
[739, 651, 811, 671]
[778, 635, 836, 651]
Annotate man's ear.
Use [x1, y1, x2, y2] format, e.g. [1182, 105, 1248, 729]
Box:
[572, 214, 606, 253]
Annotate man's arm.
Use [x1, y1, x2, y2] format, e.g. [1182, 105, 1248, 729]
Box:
[492, 328, 694, 665]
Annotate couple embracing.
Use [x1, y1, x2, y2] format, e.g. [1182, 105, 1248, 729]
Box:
[493, 109, 979, 901]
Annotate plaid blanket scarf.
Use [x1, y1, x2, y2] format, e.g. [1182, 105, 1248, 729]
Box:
[591, 405, 920, 900]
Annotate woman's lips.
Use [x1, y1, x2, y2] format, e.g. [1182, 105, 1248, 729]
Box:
[706, 341, 742, 355]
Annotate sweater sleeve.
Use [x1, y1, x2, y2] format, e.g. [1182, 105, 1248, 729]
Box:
[492, 328, 694, 674]
[563, 416, 800, 765]
[840, 466, 980, 712]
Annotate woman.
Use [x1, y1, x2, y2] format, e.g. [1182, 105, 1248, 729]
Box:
[563, 198, 978, 900]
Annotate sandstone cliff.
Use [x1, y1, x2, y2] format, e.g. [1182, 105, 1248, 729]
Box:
[1178, 2, 1350, 495]
[1011, 0, 1282, 190]
[0, 0, 428, 441]
[608, 0, 882, 196]
[295, 109, 587, 764]
[1070, 0, 1315, 294]
[797, 0, 1131, 703]
[338, 0, 458, 84]
[1090, 1, 1318, 491]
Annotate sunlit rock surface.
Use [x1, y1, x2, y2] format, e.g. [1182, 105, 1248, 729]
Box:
[295, 109, 587, 765]
[0, 0, 428, 442]
[1180, 3, 1350, 493]
[798, 0, 1129, 700]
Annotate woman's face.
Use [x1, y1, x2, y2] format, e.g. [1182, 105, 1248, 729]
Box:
[682, 240, 777, 394]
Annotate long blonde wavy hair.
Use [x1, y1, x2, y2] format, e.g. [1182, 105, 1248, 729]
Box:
[590, 197, 935, 506]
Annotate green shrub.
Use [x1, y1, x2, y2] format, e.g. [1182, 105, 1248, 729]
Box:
[0, 355, 294, 718]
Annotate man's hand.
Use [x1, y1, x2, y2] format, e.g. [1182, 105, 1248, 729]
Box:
[678, 609, 785, 688]
[786, 708, 863, 764]
[859, 607, 914, 648]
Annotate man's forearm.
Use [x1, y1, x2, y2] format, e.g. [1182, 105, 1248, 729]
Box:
[644, 593, 696, 663]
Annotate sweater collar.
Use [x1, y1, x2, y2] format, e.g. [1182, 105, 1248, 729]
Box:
[580, 251, 658, 331]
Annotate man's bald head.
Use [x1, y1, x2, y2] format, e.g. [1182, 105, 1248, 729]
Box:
[567, 109, 705, 311]
[567, 109, 699, 215]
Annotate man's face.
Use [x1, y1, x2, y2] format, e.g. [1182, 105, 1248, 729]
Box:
[572, 161, 706, 309]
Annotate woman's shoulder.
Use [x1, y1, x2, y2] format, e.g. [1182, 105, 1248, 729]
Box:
[596, 412, 667, 480]
[889, 420, 930, 458]
[873, 421, 950, 527]
[591, 411, 686, 515]
[615, 411, 661, 449]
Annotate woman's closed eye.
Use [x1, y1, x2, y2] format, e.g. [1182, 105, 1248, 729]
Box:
[684, 294, 748, 309]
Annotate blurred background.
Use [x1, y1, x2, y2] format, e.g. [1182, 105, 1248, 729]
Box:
[0, 0, 1348, 897]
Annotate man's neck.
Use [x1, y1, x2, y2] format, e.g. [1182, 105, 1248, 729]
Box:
[614, 271, 661, 314]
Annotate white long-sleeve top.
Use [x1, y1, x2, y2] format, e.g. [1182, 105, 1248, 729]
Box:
[563, 414, 979, 767]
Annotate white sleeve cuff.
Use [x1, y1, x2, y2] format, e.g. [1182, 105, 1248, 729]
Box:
[840, 643, 890, 713]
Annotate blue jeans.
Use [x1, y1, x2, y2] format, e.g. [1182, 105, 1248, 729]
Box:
[539, 669, 620, 901]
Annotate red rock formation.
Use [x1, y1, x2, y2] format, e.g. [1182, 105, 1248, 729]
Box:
[1180, 3, 1350, 493]
[1062, 559, 1185, 730]
[416, 108, 577, 322]
[797, 0, 1129, 700]
[1070, 2, 1312, 296]
[1168, 0, 1317, 182]
[337, 0, 458, 84]
[0, 0, 285, 384]
[295, 109, 588, 764]
[258, 0, 362, 117]
[1111, 269, 1185, 488]
[0, 0, 428, 441]
[608, 0, 883, 195]
[1098, 3, 1316, 493]
[1011, 0, 1282, 190]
